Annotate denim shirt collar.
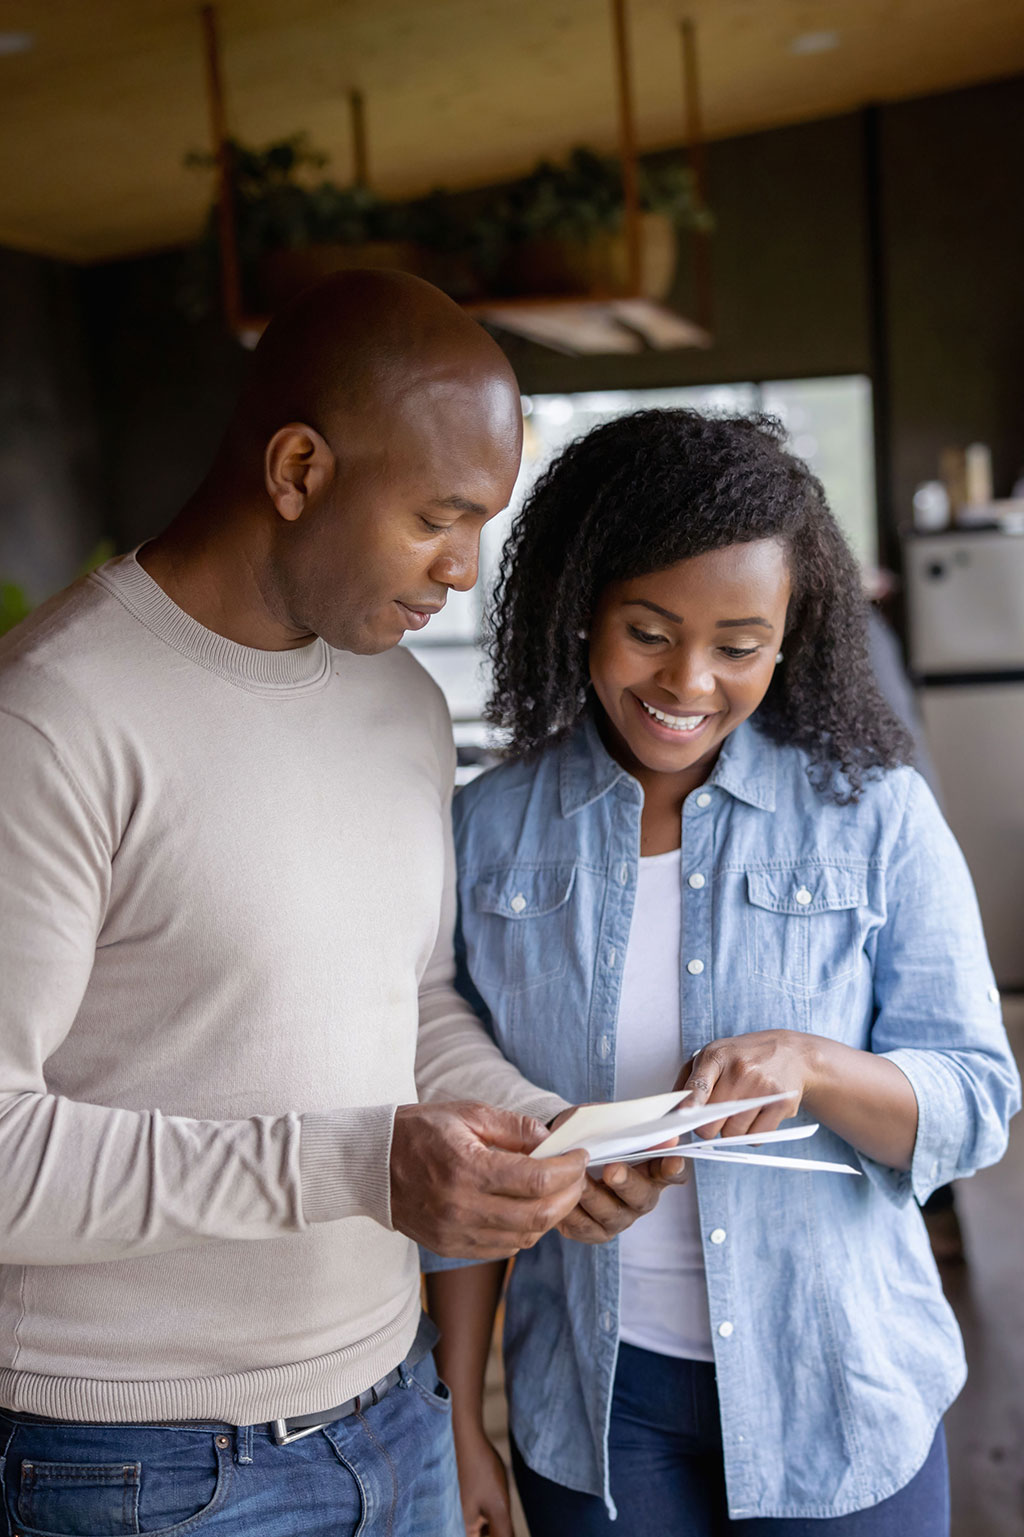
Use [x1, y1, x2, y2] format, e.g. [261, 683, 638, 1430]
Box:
[558, 713, 777, 818]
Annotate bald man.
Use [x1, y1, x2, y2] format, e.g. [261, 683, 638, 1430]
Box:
[0, 272, 672, 1536]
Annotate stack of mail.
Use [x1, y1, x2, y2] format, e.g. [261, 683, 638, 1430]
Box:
[532, 1089, 860, 1175]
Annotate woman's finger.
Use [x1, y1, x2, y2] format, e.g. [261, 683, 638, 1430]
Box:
[680, 1046, 724, 1106]
[703, 1107, 762, 1140]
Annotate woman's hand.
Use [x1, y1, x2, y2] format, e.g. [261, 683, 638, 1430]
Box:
[453, 1422, 514, 1537]
[677, 1029, 813, 1138]
[677, 1029, 919, 1170]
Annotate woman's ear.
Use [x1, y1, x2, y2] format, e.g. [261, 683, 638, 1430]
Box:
[264, 422, 335, 523]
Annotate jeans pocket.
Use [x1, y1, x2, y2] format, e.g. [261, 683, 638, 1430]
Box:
[406, 1354, 454, 1415]
[17, 1459, 141, 1535]
[6, 1425, 232, 1537]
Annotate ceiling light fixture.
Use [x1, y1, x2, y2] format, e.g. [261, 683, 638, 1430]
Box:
[0, 31, 34, 56]
[789, 30, 840, 55]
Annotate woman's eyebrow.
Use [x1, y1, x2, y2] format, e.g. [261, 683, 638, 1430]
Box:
[716, 617, 774, 630]
[624, 599, 683, 622]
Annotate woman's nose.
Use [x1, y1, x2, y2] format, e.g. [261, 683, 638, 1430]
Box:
[656, 650, 715, 701]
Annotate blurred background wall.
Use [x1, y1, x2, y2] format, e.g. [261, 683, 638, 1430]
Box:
[2, 73, 1020, 594]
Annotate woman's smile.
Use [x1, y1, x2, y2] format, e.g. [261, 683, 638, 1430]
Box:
[632, 694, 715, 739]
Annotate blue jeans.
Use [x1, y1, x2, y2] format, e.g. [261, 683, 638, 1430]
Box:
[512, 1343, 949, 1537]
[0, 1350, 461, 1536]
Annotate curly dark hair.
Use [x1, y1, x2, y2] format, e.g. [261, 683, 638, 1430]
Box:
[487, 408, 912, 802]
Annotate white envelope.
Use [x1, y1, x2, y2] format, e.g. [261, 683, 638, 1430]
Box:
[533, 1090, 691, 1159]
[531, 1089, 793, 1163]
[608, 1122, 861, 1175]
[662, 1146, 861, 1175]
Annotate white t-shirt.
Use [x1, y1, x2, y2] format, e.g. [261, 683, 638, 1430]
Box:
[616, 848, 714, 1361]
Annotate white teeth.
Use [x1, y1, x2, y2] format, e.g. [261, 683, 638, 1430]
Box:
[639, 700, 706, 732]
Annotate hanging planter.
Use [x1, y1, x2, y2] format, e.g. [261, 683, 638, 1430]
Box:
[182, 138, 707, 318]
[181, 134, 442, 316]
[192, 1, 715, 353]
[489, 149, 709, 303]
[499, 212, 675, 300]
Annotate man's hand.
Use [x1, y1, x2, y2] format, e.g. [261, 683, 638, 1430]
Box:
[389, 1102, 587, 1259]
[677, 1030, 809, 1138]
[544, 1107, 689, 1246]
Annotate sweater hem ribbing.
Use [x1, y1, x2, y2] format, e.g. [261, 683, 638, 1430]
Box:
[0, 1286, 421, 1427]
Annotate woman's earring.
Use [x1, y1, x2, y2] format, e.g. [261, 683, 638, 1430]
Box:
[775, 652, 784, 664]
[577, 628, 589, 640]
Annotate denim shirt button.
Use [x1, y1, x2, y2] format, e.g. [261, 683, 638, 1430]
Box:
[710, 1228, 726, 1244]
[618, 863, 629, 885]
[688, 872, 706, 889]
[598, 1034, 611, 1059]
[601, 1310, 614, 1333]
[696, 792, 712, 808]
[795, 887, 813, 905]
[988, 986, 1000, 1002]
[686, 958, 705, 975]
[718, 1321, 734, 1338]
[510, 894, 527, 913]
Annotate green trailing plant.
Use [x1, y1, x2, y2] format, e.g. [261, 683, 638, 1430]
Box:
[180, 134, 408, 317]
[181, 134, 713, 314]
[185, 134, 405, 254]
[492, 147, 712, 245]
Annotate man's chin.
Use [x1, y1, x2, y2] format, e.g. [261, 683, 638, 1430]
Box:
[348, 618, 408, 656]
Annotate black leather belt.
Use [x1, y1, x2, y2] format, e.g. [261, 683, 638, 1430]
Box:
[270, 1314, 439, 1445]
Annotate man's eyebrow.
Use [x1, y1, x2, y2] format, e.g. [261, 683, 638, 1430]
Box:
[715, 617, 774, 630]
[430, 495, 490, 517]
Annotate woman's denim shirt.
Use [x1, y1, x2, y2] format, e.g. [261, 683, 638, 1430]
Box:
[424, 716, 1020, 1521]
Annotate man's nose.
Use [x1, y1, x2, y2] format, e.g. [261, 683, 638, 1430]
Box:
[431, 531, 481, 593]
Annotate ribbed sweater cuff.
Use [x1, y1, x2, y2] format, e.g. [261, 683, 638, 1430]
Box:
[516, 1088, 571, 1129]
[300, 1105, 397, 1229]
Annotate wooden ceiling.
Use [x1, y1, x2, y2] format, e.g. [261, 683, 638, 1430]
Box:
[1, 0, 1022, 264]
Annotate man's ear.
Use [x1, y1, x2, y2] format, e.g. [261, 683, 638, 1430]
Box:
[264, 423, 335, 522]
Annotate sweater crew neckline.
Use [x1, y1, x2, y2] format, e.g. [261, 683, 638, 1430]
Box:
[92, 551, 332, 695]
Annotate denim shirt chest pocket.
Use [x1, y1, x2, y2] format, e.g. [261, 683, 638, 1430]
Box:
[466, 865, 577, 993]
[744, 864, 870, 1000]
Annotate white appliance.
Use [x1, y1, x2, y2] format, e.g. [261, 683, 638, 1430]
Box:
[904, 531, 1024, 989]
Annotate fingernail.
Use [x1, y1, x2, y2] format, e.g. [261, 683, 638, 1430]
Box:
[606, 1166, 626, 1187]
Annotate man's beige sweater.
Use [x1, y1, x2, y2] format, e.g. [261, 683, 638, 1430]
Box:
[0, 553, 563, 1424]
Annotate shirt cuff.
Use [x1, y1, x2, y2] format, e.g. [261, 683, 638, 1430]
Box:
[300, 1104, 397, 1229]
[871, 1050, 967, 1206]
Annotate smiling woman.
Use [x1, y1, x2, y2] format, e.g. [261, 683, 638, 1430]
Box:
[487, 407, 904, 799]
[422, 405, 1019, 1537]
[587, 542, 791, 849]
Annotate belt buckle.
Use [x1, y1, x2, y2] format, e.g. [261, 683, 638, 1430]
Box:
[271, 1417, 325, 1447]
